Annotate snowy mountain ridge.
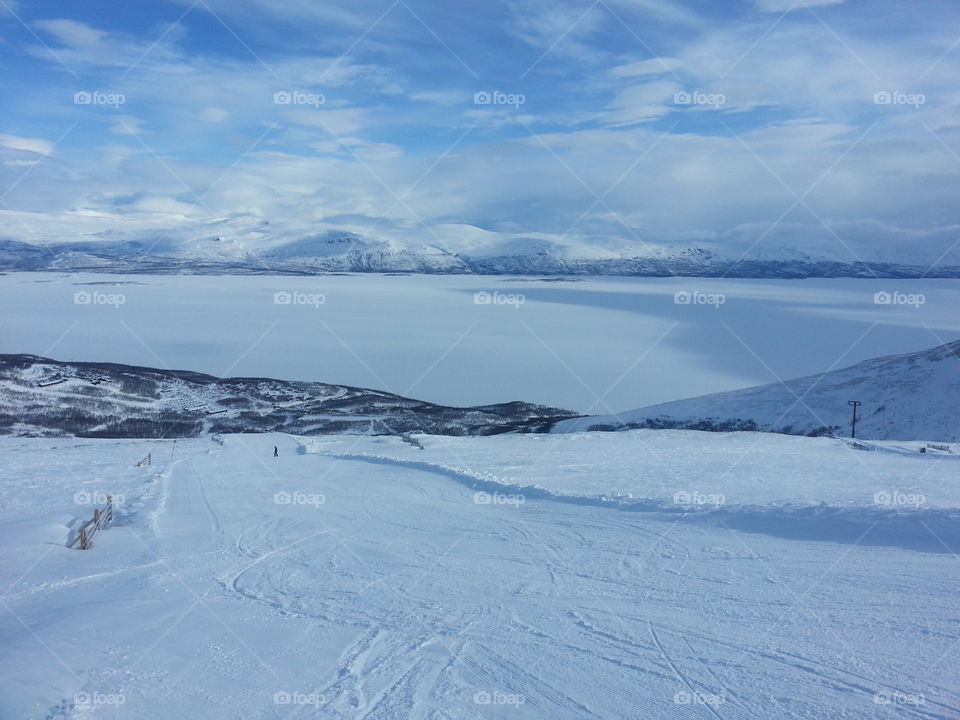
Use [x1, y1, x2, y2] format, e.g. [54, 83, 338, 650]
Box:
[0, 354, 574, 438]
[552, 340, 960, 441]
[2, 213, 958, 277]
[3, 340, 957, 442]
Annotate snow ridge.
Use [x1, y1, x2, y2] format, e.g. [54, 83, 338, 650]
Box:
[302, 442, 960, 554]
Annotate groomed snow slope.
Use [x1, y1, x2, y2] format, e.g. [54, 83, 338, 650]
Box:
[1, 432, 958, 719]
[305, 430, 960, 511]
[553, 340, 960, 441]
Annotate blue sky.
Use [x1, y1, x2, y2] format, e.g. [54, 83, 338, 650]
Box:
[0, 0, 958, 257]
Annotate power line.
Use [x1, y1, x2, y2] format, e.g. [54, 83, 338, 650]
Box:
[847, 400, 862, 439]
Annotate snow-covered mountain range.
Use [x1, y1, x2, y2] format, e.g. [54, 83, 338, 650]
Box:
[2, 213, 958, 277]
[553, 340, 960, 441]
[4, 341, 956, 441]
[0, 354, 573, 438]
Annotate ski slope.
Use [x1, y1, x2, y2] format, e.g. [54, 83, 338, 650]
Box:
[553, 340, 960, 441]
[302, 431, 960, 511]
[1, 433, 958, 719]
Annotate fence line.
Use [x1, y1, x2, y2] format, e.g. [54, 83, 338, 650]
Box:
[401, 434, 425, 450]
[73, 495, 114, 550]
[135, 452, 151, 467]
[926, 443, 952, 452]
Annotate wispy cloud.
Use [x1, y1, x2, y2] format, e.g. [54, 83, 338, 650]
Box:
[0, 134, 55, 155]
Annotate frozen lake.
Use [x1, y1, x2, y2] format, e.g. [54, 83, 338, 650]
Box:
[1, 272, 958, 413]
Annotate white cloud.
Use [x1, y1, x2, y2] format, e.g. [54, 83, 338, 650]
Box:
[281, 107, 369, 136]
[609, 57, 681, 78]
[409, 90, 466, 106]
[33, 19, 106, 48]
[607, 0, 704, 27]
[507, 0, 608, 61]
[200, 107, 231, 123]
[110, 116, 147, 135]
[592, 80, 679, 126]
[30, 17, 183, 68]
[751, 0, 847, 12]
[0, 134, 54, 155]
[167, 0, 375, 31]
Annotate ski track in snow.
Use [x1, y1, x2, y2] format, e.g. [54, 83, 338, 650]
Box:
[1, 433, 958, 719]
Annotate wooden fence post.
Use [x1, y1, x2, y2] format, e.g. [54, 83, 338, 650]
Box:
[75, 495, 113, 550]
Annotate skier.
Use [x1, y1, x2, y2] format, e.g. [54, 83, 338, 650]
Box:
[273, 446, 278, 458]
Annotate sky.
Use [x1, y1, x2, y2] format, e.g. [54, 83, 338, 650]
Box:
[0, 0, 958, 258]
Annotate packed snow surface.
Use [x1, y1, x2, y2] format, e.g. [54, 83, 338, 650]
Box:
[308, 430, 960, 509]
[2, 431, 957, 719]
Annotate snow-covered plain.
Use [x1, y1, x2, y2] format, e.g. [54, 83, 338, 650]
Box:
[2, 432, 958, 719]
[0, 272, 958, 413]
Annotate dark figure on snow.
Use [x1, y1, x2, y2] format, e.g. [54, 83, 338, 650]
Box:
[274, 446, 278, 457]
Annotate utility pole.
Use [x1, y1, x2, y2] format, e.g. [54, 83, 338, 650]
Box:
[847, 400, 862, 439]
